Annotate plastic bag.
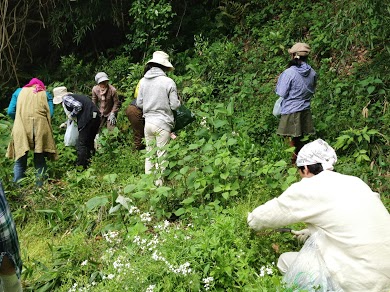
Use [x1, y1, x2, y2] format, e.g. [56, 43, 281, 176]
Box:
[283, 231, 343, 292]
[173, 105, 196, 132]
[64, 120, 79, 147]
[273, 97, 283, 117]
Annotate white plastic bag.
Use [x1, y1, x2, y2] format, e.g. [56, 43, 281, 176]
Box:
[64, 120, 79, 147]
[273, 97, 283, 117]
[283, 231, 343, 292]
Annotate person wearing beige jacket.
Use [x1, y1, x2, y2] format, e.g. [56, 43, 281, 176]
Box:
[248, 139, 390, 292]
[6, 78, 57, 186]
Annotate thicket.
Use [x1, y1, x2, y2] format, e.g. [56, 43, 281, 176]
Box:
[0, 0, 389, 291]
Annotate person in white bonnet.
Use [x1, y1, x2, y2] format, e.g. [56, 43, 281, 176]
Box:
[247, 139, 390, 291]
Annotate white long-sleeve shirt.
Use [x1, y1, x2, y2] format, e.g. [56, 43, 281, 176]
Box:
[248, 170, 390, 292]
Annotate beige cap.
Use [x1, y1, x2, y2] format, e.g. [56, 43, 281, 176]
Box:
[288, 42, 311, 56]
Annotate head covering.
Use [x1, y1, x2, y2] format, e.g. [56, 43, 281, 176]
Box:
[53, 86, 71, 104]
[296, 139, 337, 171]
[23, 78, 46, 93]
[95, 72, 109, 84]
[288, 42, 311, 58]
[147, 51, 174, 70]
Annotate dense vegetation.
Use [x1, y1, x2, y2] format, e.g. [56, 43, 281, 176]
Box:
[0, 0, 389, 291]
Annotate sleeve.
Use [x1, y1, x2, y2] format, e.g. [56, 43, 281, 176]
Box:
[247, 184, 307, 231]
[168, 81, 180, 111]
[136, 79, 144, 110]
[110, 89, 119, 115]
[91, 87, 98, 105]
[63, 95, 82, 118]
[134, 80, 141, 98]
[275, 71, 293, 99]
[7, 88, 21, 120]
[46, 91, 54, 117]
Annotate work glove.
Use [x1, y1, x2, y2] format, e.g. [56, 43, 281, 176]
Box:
[59, 122, 67, 129]
[291, 229, 311, 243]
[108, 112, 116, 125]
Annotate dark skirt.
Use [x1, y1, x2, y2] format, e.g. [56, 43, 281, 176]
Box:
[277, 109, 315, 137]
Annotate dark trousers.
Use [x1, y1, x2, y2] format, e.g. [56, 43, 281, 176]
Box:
[290, 136, 305, 164]
[77, 117, 100, 168]
[126, 105, 145, 150]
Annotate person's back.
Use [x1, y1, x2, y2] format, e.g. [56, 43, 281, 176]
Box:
[7, 86, 57, 161]
[139, 67, 179, 131]
[280, 170, 390, 291]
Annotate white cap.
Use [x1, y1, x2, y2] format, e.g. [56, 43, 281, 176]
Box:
[95, 72, 109, 84]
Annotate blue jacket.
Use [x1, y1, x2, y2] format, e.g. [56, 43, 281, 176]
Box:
[275, 62, 317, 115]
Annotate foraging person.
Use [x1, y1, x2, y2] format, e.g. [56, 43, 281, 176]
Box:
[125, 64, 153, 151]
[136, 51, 181, 184]
[92, 72, 119, 132]
[247, 139, 390, 291]
[53, 86, 101, 169]
[6, 78, 57, 186]
[275, 42, 317, 163]
[0, 182, 23, 292]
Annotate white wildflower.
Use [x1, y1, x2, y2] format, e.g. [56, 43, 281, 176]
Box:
[140, 212, 152, 222]
[129, 206, 140, 215]
[146, 284, 156, 292]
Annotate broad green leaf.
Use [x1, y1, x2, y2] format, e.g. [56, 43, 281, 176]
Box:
[367, 86, 375, 94]
[174, 208, 186, 216]
[181, 197, 195, 204]
[213, 120, 228, 128]
[220, 172, 229, 180]
[214, 185, 223, 192]
[227, 138, 237, 146]
[36, 209, 56, 213]
[116, 195, 131, 209]
[124, 184, 136, 194]
[103, 173, 117, 183]
[86, 196, 109, 211]
[274, 160, 287, 167]
[180, 166, 190, 174]
[132, 191, 147, 199]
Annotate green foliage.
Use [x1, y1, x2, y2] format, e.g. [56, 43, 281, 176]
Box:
[8, 1, 390, 291]
[58, 55, 95, 94]
[126, 0, 176, 55]
[334, 126, 388, 164]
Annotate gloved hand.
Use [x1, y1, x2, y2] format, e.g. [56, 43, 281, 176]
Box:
[59, 122, 67, 129]
[108, 112, 116, 125]
[291, 229, 311, 243]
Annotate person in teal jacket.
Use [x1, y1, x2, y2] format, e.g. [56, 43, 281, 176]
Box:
[7, 79, 54, 120]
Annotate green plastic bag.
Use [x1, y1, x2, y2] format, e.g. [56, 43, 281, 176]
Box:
[173, 105, 196, 132]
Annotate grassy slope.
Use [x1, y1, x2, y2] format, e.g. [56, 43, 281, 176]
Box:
[6, 1, 390, 291]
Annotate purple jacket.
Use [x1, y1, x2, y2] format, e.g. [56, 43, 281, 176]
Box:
[276, 62, 317, 115]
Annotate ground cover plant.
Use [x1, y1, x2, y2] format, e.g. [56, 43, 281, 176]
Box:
[0, 0, 389, 291]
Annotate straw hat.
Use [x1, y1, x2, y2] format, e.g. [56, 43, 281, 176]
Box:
[147, 51, 174, 70]
[53, 86, 71, 104]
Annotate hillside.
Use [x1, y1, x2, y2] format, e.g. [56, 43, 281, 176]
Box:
[0, 1, 389, 291]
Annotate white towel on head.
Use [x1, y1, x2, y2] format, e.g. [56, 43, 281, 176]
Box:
[296, 139, 337, 170]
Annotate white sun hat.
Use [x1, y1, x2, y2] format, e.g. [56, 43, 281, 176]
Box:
[147, 51, 174, 70]
[53, 86, 71, 104]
